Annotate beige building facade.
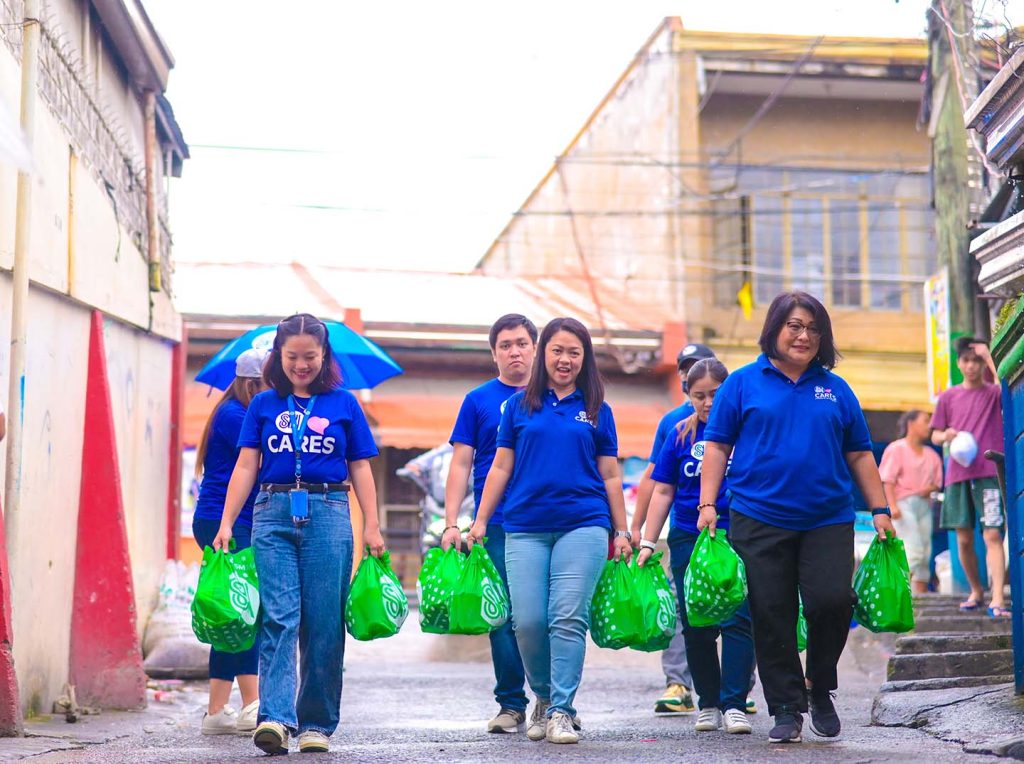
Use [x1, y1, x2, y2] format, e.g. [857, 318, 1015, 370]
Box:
[481, 19, 934, 429]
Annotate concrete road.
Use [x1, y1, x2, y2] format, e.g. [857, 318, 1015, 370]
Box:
[26, 620, 991, 763]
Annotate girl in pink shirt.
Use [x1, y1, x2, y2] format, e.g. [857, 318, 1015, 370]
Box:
[879, 410, 943, 593]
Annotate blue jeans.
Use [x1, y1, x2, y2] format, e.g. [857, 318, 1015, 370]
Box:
[484, 524, 528, 712]
[252, 490, 354, 736]
[192, 518, 260, 680]
[505, 526, 608, 717]
[668, 527, 755, 713]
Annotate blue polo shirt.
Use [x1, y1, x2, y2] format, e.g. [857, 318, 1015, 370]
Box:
[704, 354, 871, 531]
[651, 419, 730, 534]
[194, 399, 258, 527]
[238, 388, 379, 484]
[496, 389, 617, 533]
[649, 401, 696, 462]
[450, 378, 520, 526]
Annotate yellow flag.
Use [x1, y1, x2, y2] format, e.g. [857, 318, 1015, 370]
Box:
[737, 280, 753, 320]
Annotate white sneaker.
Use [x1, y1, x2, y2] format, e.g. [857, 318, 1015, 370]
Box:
[694, 707, 722, 732]
[526, 699, 550, 741]
[297, 730, 330, 752]
[253, 721, 289, 755]
[236, 699, 259, 733]
[487, 707, 526, 733]
[545, 711, 579, 744]
[200, 705, 238, 735]
[723, 708, 753, 734]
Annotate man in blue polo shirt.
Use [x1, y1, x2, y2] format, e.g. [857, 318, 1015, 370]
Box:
[441, 313, 538, 734]
[630, 342, 711, 715]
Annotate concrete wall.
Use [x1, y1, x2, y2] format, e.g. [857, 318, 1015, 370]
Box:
[0, 3, 181, 713]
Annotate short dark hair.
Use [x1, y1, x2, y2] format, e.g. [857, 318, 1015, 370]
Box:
[955, 336, 982, 359]
[489, 314, 538, 349]
[758, 291, 840, 369]
[523, 317, 604, 424]
[263, 313, 343, 395]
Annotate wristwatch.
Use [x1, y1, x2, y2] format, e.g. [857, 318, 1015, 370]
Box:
[871, 506, 892, 517]
[613, 530, 632, 541]
[639, 539, 657, 551]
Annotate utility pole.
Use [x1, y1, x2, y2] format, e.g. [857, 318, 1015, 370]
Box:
[927, 0, 989, 341]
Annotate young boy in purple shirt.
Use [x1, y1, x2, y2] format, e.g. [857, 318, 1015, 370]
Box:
[931, 337, 1007, 617]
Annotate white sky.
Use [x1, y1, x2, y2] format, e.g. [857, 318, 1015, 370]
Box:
[145, 0, 1020, 273]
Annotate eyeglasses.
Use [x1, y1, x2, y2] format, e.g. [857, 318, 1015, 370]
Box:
[784, 321, 821, 338]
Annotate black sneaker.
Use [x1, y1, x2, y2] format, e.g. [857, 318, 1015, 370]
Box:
[808, 689, 841, 737]
[768, 710, 803, 743]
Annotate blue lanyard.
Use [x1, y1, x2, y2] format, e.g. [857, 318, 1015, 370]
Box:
[288, 394, 317, 484]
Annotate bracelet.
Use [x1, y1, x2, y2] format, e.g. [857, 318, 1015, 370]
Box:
[697, 503, 717, 511]
[444, 525, 460, 531]
[871, 507, 892, 517]
[639, 539, 657, 551]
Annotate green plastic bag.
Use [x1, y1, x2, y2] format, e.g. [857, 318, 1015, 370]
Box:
[191, 545, 260, 653]
[797, 598, 807, 653]
[449, 544, 510, 635]
[417, 546, 465, 634]
[345, 549, 409, 641]
[630, 551, 678, 652]
[590, 559, 645, 649]
[683, 527, 747, 628]
[853, 534, 915, 633]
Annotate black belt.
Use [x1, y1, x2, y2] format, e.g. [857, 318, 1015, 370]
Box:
[260, 482, 351, 494]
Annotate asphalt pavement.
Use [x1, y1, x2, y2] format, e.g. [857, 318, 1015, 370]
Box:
[15, 616, 995, 763]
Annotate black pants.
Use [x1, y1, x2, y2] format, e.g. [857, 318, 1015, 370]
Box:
[729, 510, 855, 717]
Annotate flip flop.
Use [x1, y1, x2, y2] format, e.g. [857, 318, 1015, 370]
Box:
[988, 606, 1012, 619]
[959, 598, 981, 611]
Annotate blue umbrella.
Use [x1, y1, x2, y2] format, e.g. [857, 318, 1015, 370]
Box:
[195, 321, 403, 391]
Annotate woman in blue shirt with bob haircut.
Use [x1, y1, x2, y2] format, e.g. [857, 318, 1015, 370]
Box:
[698, 292, 894, 746]
[637, 358, 755, 736]
[213, 313, 385, 756]
[467, 317, 633, 746]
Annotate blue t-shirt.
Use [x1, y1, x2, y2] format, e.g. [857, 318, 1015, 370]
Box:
[704, 354, 872, 531]
[238, 388, 379, 484]
[496, 389, 617, 533]
[194, 399, 258, 527]
[651, 419, 730, 534]
[649, 401, 696, 462]
[449, 378, 521, 526]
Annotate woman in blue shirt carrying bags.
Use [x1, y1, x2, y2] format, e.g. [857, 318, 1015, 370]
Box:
[697, 292, 894, 746]
[637, 358, 755, 736]
[213, 313, 386, 756]
[467, 317, 633, 746]
[193, 348, 268, 736]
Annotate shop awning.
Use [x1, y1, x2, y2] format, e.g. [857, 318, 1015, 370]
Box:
[362, 395, 463, 451]
[184, 382, 666, 460]
[183, 381, 221, 447]
[363, 394, 663, 459]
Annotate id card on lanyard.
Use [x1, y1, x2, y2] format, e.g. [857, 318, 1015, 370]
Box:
[289, 394, 318, 523]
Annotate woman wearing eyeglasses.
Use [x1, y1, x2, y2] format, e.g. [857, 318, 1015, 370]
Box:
[697, 292, 894, 746]
[213, 313, 385, 756]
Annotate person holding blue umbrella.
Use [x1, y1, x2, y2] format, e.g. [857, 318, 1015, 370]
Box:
[195, 318, 402, 392]
[213, 313, 385, 755]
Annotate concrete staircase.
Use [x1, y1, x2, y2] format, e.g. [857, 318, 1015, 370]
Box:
[878, 593, 1014, 693]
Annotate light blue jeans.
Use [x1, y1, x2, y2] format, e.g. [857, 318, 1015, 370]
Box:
[505, 526, 608, 717]
[252, 490, 353, 736]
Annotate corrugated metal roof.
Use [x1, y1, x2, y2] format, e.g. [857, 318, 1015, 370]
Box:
[174, 261, 666, 334]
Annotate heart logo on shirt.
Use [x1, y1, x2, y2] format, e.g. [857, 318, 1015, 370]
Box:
[307, 416, 330, 435]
